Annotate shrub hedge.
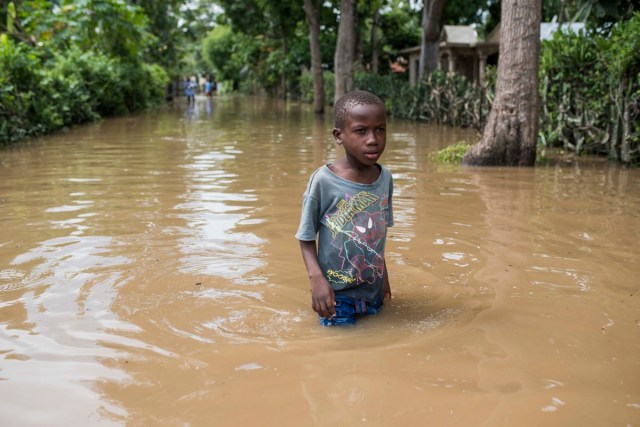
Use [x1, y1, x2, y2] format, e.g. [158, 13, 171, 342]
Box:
[300, 14, 640, 164]
[0, 39, 168, 145]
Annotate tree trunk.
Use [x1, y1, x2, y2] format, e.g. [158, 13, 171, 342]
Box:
[462, 0, 541, 167]
[280, 26, 289, 99]
[304, 0, 325, 113]
[354, 10, 364, 72]
[621, 77, 631, 164]
[370, 7, 380, 73]
[419, 0, 446, 80]
[334, 0, 356, 103]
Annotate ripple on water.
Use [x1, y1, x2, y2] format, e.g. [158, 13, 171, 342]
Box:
[45, 204, 90, 213]
[200, 305, 304, 346]
[235, 362, 262, 371]
[528, 265, 593, 293]
[0, 268, 27, 292]
[408, 307, 462, 333]
[0, 269, 24, 281]
[442, 252, 478, 268]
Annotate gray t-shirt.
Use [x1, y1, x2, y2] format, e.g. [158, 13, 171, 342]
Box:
[296, 164, 394, 302]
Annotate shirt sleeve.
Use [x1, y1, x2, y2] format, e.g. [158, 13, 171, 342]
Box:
[295, 193, 320, 241]
[387, 172, 394, 228]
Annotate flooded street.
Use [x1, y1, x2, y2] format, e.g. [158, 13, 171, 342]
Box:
[1, 96, 639, 426]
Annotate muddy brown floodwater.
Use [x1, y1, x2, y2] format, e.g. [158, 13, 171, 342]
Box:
[1, 96, 639, 426]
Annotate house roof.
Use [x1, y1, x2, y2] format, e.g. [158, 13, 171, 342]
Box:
[398, 21, 581, 57]
[398, 25, 479, 55]
[440, 25, 478, 45]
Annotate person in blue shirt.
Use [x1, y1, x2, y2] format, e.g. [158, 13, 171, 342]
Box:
[185, 77, 196, 103]
[296, 90, 394, 326]
[204, 78, 214, 96]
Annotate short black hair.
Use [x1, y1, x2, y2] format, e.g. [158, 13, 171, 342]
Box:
[333, 90, 384, 130]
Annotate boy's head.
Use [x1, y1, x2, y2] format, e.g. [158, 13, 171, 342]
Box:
[332, 90, 387, 166]
[333, 90, 385, 130]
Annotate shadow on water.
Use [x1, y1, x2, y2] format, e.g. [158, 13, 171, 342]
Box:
[1, 96, 639, 425]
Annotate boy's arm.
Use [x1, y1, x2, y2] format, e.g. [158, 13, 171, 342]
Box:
[299, 240, 336, 318]
[382, 259, 392, 301]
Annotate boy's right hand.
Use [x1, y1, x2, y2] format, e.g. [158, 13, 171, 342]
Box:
[311, 278, 336, 319]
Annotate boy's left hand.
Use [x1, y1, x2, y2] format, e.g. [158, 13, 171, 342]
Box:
[382, 261, 392, 301]
[383, 280, 392, 301]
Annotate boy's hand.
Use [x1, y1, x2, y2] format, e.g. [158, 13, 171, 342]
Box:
[382, 280, 392, 301]
[311, 278, 336, 319]
[382, 262, 392, 301]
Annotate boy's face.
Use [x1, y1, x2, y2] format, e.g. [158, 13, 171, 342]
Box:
[333, 103, 387, 167]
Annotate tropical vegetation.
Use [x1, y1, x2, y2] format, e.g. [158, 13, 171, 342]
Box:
[0, 0, 182, 144]
[539, 15, 640, 164]
[1, 0, 638, 164]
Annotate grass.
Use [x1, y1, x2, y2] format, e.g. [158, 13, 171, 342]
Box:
[431, 141, 472, 164]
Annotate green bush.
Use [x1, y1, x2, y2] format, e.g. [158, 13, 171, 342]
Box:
[202, 25, 261, 85]
[299, 71, 335, 105]
[354, 70, 492, 129]
[299, 72, 313, 103]
[431, 141, 472, 164]
[539, 14, 640, 164]
[323, 71, 335, 105]
[55, 48, 127, 116]
[118, 61, 169, 112]
[0, 38, 168, 146]
[0, 39, 41, 142]
[539, 29, 609, 155]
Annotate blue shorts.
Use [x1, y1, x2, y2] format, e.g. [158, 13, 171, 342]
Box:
[320, 294, 384, 326]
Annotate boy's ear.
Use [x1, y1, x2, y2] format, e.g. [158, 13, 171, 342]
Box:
[332, 128, 343, 145]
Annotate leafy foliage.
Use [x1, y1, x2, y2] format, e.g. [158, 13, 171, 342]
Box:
[377, 1, 421, 56]
[6, 0, 152, 60]
[202, 25, 256, 84]
[431, 141, 473, 164]
[300, 70, 335, 104]
[131, 0, 183, 73]
[354, 69, 495, 129]
[539, 28, 608, 154]
[0, 0, 176, 139]
[206, 0, 307, 97]
[539, 14, 640, 164]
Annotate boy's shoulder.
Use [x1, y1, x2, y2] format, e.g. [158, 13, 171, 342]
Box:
[306, 163, 327, 180]
[305, 165, 333, 188]
[373, 163, 393, 182]
[378, 163, 392, 176]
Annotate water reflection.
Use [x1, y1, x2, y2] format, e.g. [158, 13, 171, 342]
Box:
[174, 152, 265, 280]
[0, 215, 134, 424]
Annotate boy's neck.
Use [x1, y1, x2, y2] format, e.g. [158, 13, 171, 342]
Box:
[328, 158, 381, 185]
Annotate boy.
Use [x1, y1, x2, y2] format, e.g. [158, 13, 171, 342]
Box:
[296, 90, 394, 325]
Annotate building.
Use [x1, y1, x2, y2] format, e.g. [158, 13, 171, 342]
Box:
[401, 22, 585, 86]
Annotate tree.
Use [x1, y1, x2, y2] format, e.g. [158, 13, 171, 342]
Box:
[334, 0, 356, 103]
[202, 25, 243, 83]
[418, 0, 446, 80]
[442, 0, 490, 26]
[214, 0, 304, 97]
[369, 0, 382, 73]
[131, 0, 182, 72]
[462, 0, 542, 166]
[570, 0, 637, 31]
[304, 0, 324, 113]
[4, 0, 151, 61]
[377, 1, 421, 59]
